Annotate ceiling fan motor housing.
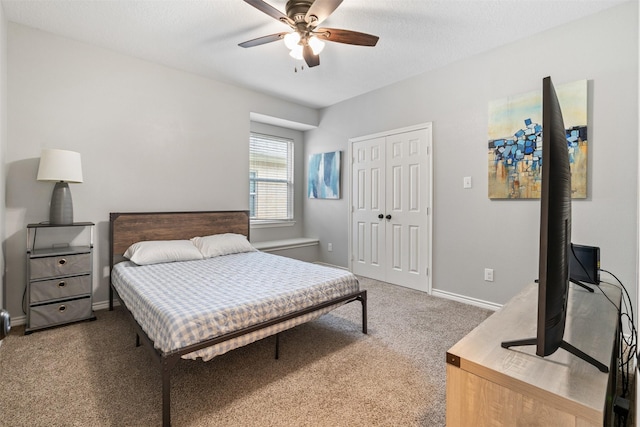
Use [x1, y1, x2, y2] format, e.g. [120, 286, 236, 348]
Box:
[286, 0, 315, 24]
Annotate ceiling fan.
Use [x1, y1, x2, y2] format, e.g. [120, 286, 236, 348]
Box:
[238, 0, 379, 68]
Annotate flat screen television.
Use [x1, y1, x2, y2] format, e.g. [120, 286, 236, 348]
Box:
[501, 77, 607, 372]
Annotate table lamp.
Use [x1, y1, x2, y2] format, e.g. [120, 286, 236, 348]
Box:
[37, 149, 83, 225]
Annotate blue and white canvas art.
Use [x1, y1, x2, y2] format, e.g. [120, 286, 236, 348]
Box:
[308, 151, 341, 199]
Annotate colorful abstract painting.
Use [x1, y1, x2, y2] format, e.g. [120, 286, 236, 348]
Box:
[488, 80, 588, 199]
[308, 151, 341, 199]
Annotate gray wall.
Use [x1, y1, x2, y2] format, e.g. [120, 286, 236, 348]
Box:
[4, 23, 318, 320]
[2, 2, 638, 320]
[303, 2, 638, 306]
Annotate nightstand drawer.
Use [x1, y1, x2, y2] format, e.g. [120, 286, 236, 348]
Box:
[29, 297, 92, 329]
[30, 275, 91, 303]
[30, 253, 91, 280]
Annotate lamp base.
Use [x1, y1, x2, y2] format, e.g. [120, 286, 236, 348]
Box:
[49, 181, 74, 225]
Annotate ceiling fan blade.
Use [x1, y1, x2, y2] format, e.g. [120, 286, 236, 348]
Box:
[303, 45, 320, 67]
[315, 28, 379, 46]
[243, 0, 294, 26]
[238, 32, 288, 48]
[305, 0, 343, 27]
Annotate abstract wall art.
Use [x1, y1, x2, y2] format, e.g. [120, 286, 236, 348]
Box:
[308, 151, 341, 199]
[488, 79, 588, 199]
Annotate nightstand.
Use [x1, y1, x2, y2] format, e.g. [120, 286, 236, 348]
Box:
[25, 222, 96, 334]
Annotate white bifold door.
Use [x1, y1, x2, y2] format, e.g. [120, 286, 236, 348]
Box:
[351, 125, 432, 292]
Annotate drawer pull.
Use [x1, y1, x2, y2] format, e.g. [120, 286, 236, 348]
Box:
[58, 258, 67, 266]
[57, 281, 66, 288]
[58, 305, 67, 312]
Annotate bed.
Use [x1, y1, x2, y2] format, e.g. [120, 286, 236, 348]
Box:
[108, 211, 367, 427]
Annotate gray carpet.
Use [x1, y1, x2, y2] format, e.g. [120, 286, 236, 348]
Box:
[0, 277, 492, 426]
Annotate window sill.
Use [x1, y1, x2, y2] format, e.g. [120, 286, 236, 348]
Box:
[252, 237, 318, 252]
[250, 220, 296, 229]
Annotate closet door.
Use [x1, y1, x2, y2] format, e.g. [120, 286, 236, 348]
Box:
[352, 136, 386, 280]
[351, 126, 431, 292]
[384, 129, 430, 291]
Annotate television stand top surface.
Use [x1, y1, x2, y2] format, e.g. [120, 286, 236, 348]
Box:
[447, 281, 620, 424]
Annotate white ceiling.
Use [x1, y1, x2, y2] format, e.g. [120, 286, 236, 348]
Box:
[1, 0, 626, 109]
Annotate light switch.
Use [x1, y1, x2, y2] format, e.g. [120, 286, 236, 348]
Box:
[463, 176, 472, 189]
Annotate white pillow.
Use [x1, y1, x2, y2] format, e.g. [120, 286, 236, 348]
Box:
[123, 240, 204, 265]
[191, 233, 256, 258]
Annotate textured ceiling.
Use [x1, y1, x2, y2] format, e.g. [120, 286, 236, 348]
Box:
[1, 0, 626, 109]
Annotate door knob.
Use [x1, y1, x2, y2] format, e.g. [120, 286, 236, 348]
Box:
[386, 214, 392, 220]
[378, 214, 384, 219]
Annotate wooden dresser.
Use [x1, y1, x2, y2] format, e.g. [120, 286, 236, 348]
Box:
[446, 282, 621, 426]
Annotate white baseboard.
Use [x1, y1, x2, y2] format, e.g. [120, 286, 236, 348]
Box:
[92, 300, 119, 312]
[9, 314, 25, 326]
[348, 271, 501, 311]
[313, 262, 349, 270]
[431, 289, 502, 311]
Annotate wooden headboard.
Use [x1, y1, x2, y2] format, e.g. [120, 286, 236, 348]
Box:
[109, 210, 250, 267]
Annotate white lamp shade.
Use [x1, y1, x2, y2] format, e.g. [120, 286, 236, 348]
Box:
[308, 36, 325, 55]
[37, 149, 83, 183]
[283, 32, 300, 50]
[289, 44, 303, 60]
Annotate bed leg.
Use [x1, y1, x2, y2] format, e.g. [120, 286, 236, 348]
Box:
[275, 333, 280, 360]
[161, 356, 178, 427]
[136, 334, 140, 347]
[360, 291, 368, 334]
[109, 285, 113, 311]
[162, 361, 171, 427]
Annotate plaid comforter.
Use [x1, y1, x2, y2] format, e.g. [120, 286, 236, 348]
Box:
[111, 251, 360, 361]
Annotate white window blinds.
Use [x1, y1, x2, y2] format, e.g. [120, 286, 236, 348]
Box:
[249, 132, 294, 221]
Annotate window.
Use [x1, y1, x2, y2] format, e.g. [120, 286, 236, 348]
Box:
[249, 132, 294, 222]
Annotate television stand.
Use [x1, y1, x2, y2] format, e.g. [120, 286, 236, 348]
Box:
[446, 282, 621, 426]
[500, 338, 608, 373]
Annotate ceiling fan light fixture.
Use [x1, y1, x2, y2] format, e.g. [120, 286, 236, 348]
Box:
[289, 44, 304, 59]
[283, 32, 301, 50]
[308, 36, 325, 55]
[240, 0, 380, 68]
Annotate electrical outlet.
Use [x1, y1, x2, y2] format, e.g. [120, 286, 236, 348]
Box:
[484, 268, 494, 282]
[328, 243, 333, 252]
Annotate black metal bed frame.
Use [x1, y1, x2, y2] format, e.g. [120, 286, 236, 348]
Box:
[108, 210, 368, 427]
[110, 287, 367, 427]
